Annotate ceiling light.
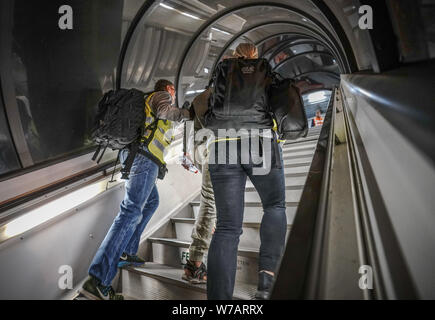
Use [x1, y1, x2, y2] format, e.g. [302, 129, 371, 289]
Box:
[181, 12, 201, 20]
[307, 91, 328, 104]
[160, 3, 203, 21]
[212, 27, 231, 36]
[160, 3, 175, 10]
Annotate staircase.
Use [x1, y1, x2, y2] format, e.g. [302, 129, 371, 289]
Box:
[120, 127, 322, 300]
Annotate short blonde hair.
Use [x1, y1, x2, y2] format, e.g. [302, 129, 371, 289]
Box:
[233, 43, 258, 59]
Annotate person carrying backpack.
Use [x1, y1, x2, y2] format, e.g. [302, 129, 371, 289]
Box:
[204, 43, 287, 300]
[81, 80, 191, 300]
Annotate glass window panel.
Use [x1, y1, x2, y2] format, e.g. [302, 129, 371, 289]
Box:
[324, 0, 374, 71]
[0, 92, 21, 175]
[177, 4, 331, 105]
[1, 0, 128, 167]
[387, 0, 435, 62]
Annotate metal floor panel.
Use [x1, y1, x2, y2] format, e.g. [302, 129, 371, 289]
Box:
[123, 263, 257, 300]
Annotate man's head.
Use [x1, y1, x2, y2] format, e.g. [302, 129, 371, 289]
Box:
[233, 43, 259, 59]
[316, 109, 322, 118]
[155, 79, 176, 101]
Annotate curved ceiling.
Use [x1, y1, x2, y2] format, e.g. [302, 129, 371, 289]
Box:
[118, 0, 374, 106]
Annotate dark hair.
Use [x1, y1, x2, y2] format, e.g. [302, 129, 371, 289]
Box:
[154, 79, 174, 92]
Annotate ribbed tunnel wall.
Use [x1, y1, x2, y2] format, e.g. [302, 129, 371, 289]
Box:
[0, 0, 434, 299]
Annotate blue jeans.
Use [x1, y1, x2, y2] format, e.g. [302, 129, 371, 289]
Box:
[207, 139, 286, 300]
[89, 149, 159, 286]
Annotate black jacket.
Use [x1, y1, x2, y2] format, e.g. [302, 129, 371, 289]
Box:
[205, 58, 275, 132]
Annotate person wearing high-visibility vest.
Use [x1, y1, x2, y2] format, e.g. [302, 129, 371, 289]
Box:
[311, 109, 324, 127]
[81, 80, 191, 300]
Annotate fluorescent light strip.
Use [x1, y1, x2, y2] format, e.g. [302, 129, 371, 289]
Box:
[3, 181, 109, 239]
[307, 91, 328, 104]
[186, 89, 206, 95]
[181, 12, 201, 20]
[160, 3, 203, 21]
[160, 3, 175, 10]
[211, 27, 231, 36]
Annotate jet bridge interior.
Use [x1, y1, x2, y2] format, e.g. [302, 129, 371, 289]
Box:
[0, 0, 434, 300]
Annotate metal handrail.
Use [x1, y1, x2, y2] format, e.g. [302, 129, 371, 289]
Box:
[271, 88, 336, 299]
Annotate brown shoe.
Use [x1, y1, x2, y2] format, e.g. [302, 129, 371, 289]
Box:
[182, 259, 207, 284]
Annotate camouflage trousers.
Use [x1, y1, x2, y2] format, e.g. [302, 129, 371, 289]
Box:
[188, 145, 217, 262]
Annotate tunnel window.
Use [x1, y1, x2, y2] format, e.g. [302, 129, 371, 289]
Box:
[175, 3, 338, 106]
[274, 52, 340, 90]
[302, 90, 332, 128]
[387, 0, 435, 62]
[0, 93, 21, 175]
[324, 0, 375, 71]
[0, 0, 125, 172]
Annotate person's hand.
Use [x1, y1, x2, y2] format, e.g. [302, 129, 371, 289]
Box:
[181, 153, 197, 173]
[181, 157, 190, 171]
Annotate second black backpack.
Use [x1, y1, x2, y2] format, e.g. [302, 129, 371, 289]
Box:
[205, 58, 274, 131]
[269, 78, 309, 140]
[91, 88, 145, 162]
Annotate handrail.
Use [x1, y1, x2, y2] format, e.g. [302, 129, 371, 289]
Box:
[271, 88, 336, 299]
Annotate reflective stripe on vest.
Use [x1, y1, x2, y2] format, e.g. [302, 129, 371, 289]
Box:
[314, 117, 324, 126]
[141, 93, 174, 165]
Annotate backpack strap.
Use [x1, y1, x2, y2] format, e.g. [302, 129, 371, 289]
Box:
[92, 145, 102, 162]
[121, 141, 140, 180]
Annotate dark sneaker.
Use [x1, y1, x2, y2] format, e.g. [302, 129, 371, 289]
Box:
[182, 259, 207, 284]
[118, 253, 146, 268]
[80, 276, 124, 300]
[255, 271, 274, 300]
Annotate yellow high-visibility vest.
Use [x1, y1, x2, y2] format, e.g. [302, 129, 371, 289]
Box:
[272, 118, 286, 144]
[314, 116, 324, 127]
[141, 93, 174, 166]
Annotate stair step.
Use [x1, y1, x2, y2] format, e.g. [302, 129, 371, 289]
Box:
[190, 201, 298, 208]
[148, 238, 260, 284]
[282, 166, 311, 175]
[172, 218, 263, 228]
[246, 175, 307, 189]
[283, 162, 312, 168]
[171, 218, 292, 247]
[281, 148, 315, 158]
[245, 173, 308, 190]
[282, 156, 314, 166]
[244, 189, 303, 202]
[122, 263, 257, 300]
[190, 201, 298, 220]
[282, 146, 315, 154]
[284, 138, 319, 146]
[282, 140, 317, 149]
[245, 185, 304, 192]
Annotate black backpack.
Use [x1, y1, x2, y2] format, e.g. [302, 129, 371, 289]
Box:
[269, 77, 309, 140]
[91, 88, 146, 178]
[205, 58, 274, 132]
